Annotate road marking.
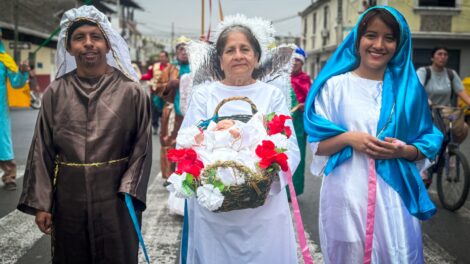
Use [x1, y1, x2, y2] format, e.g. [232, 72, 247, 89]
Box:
[423, 233, 457, 263]
[138, 173, 182, 264]
[0, 210, 43, 263]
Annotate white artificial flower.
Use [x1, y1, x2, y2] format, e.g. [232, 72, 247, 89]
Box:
[265, 133, 289, 150]
[166, 172, 194, 198]
[217, 167, 246, 186]
[217, 167, 235, 186]
[197, 184, 225, 211]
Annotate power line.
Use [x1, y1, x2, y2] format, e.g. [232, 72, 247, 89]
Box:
[272, 14, 299, 24]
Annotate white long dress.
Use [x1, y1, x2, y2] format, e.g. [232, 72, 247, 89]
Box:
[181, 81, 300, 264]
[310, 72, 424, 264]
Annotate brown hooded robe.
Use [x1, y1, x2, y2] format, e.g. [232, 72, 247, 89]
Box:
[18, 68, 152, 264]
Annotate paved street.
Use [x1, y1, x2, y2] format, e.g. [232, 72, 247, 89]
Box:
[1, 108, 469, 263]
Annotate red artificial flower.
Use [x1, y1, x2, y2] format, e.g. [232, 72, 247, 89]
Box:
[267, 114, 292, 138]
[255, 140, 289, 172]
[167, 148, 198, 162]
[167, 149, 187, 162]
[168, 148, 204, 178]
[284, 126, 292, 138]
[255, 140, 277, 157]
[176, 159, 204, 178]
[272, 153, 289, 171]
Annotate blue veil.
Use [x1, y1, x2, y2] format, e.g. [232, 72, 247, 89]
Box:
[303, 6, 443, 220]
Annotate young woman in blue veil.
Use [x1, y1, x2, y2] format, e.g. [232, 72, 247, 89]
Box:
[304, 7, 443, 263]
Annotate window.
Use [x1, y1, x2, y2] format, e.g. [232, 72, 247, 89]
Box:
[313, 13, 317, 34]
[303, 20, 308, 37]
[418, 0, 455, 7]
[323, 6, 329, 29]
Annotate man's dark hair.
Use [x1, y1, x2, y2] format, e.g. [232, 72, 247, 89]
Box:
[431, 47, 448, 58]
[66, 19, 101, 49]
[160, 50, 169, 58]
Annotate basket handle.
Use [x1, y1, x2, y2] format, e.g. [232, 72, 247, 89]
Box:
[212, 96, 258, 117]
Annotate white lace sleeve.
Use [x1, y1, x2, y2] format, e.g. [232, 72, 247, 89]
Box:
[179, 74, 193, 116]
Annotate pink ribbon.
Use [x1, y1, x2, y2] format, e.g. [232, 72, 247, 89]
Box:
[286, 168, 314, 264]
[364, 158, 378, 264]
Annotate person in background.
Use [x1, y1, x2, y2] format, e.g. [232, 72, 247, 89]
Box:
[0, 28, 29, 191]
[17, 6, 151, 263]
[289, 47, 311, 197]
[28, 65, 42, 109]
[141, 51, 170, 134]
[156, 37, 191, 179]
[304, 7, 442, 263]
[416, 47, 470, 143]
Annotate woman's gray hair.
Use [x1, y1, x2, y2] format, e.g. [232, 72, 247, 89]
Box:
[215, 25, 262, 62]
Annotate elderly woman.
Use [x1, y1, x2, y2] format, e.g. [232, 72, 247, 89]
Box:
[179, 15, 300, 264]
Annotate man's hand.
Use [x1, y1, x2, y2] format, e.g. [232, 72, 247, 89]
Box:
[35, 211, 52, 235]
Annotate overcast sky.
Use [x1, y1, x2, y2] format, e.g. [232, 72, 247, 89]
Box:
[135, 0, 312, 41]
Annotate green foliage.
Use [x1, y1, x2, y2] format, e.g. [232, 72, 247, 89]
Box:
[266, 112, 275, 122]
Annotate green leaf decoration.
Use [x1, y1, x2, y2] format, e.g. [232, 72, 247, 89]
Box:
[208, 168, 217, 183]
[213, 180, 226, 192]
[266, 112, 275, 122]
[275, 147, 287, 153]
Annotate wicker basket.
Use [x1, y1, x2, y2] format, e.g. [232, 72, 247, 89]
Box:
[198, 96, 277, 212]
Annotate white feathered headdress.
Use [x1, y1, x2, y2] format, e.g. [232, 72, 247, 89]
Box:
[187, 14, 296, 87]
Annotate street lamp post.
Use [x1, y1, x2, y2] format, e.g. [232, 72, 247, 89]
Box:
[13, 0, 20, 63]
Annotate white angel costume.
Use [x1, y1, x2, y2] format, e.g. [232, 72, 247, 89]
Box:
[310, 72, 424, 263]
[180, 81, 300, 264]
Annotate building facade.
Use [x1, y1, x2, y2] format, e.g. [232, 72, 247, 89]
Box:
[300, 0, 470, 79]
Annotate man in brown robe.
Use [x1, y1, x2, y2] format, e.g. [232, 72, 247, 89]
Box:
[17, 6, 151, 264]
[156, 36, 191, 179]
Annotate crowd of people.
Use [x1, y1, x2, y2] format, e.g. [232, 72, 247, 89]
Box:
[1, 3, 469, 264]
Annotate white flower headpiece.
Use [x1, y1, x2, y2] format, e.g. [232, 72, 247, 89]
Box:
[188, 14, 295, 88]
[212, 14, 275, 63]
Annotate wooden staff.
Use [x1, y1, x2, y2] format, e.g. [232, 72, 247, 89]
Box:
[218, 0, 224, 21]
[201, 0, 205, 36]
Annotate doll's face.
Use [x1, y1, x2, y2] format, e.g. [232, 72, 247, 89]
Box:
[213, 120, 235, 131]
[357, 17, 397, 74]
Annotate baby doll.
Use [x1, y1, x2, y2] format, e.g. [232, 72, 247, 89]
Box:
[177, 113, 267, 185]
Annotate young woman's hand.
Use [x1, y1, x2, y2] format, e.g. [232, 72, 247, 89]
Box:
[363, 137, 406, 160]
[346, 131, 383, 154]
